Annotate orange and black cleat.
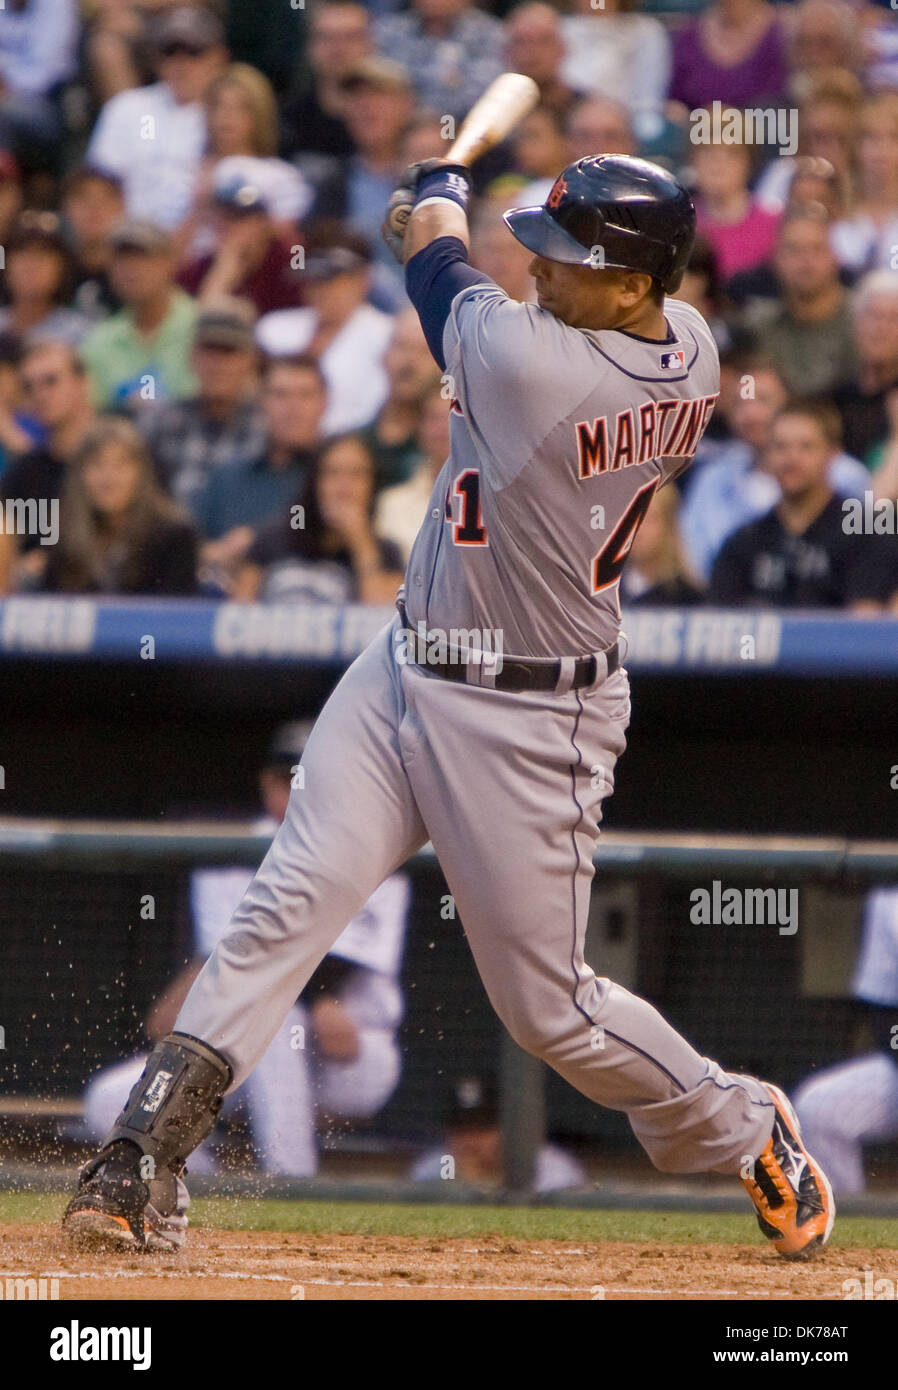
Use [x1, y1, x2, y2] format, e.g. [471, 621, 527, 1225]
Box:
[743, 1084, 835, 1260]
[62, 1142, 189, 1253]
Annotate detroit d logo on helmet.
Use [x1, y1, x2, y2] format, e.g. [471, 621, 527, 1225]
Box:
[547, 176, 567, 209]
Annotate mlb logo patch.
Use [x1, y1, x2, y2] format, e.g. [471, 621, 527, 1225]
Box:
[660, 350, 685, 370]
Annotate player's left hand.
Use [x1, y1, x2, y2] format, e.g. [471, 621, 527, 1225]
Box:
[381, 158, 470, 263]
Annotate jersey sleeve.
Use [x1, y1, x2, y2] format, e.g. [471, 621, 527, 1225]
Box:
[443, 282, 604, 488]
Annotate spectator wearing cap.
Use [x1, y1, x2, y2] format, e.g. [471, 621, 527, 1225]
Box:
[742, 205, 858, 398]
[257, 224, 392, 436]
[832, 271, 898, 470]
[281, 1, 372, 162]
[139, 297, 263, 517]
[410, 1076, 586, 1194]
[504, 4, 582, 123]
[80, 218, 198, 409]
[0, 339, 96, 590]
[86, 6, 228, 231]
[373, 0, 504, 123]
[196, 355, 326, 589]
[41, 416, 198, 596]
[307, 56, 415, 311]
[178, 178, 304, 317]
[61, 166, 126, 323]
[0, 212, 89, 350]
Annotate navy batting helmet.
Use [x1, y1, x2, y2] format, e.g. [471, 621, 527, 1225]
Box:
[503, 155, 696, 294]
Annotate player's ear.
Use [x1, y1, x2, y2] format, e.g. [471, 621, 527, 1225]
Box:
[619, 271, 654, 306]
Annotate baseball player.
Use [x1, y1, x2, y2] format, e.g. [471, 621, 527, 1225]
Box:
[63, 153, 834, 1260]
[791, 887, 898, 1194]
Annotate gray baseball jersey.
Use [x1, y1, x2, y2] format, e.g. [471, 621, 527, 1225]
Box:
[405, 290, 719, 656]
[175, 275, 777, 1180]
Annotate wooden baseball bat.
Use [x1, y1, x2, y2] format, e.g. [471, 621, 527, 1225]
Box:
[387, 73, 540, 235]
[445, 71, 540, 167]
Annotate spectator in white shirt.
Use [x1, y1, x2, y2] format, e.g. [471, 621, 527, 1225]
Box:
[0, 0, 79, 99]
[256, 225, 393, 436]
[86, 6, 227, 232]
[0, 0, 79, 162]
[560, 0, 671, 126]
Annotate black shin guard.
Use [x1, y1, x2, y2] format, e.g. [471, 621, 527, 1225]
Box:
[100, 1032, 232, 1178]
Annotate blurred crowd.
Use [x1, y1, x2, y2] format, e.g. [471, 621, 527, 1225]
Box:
[0, 0, 897, 612]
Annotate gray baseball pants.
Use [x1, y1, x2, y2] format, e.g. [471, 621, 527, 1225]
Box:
[176, 614, 775, 1174]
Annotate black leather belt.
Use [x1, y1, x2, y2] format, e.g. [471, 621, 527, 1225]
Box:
[397, 602, 619, 694]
